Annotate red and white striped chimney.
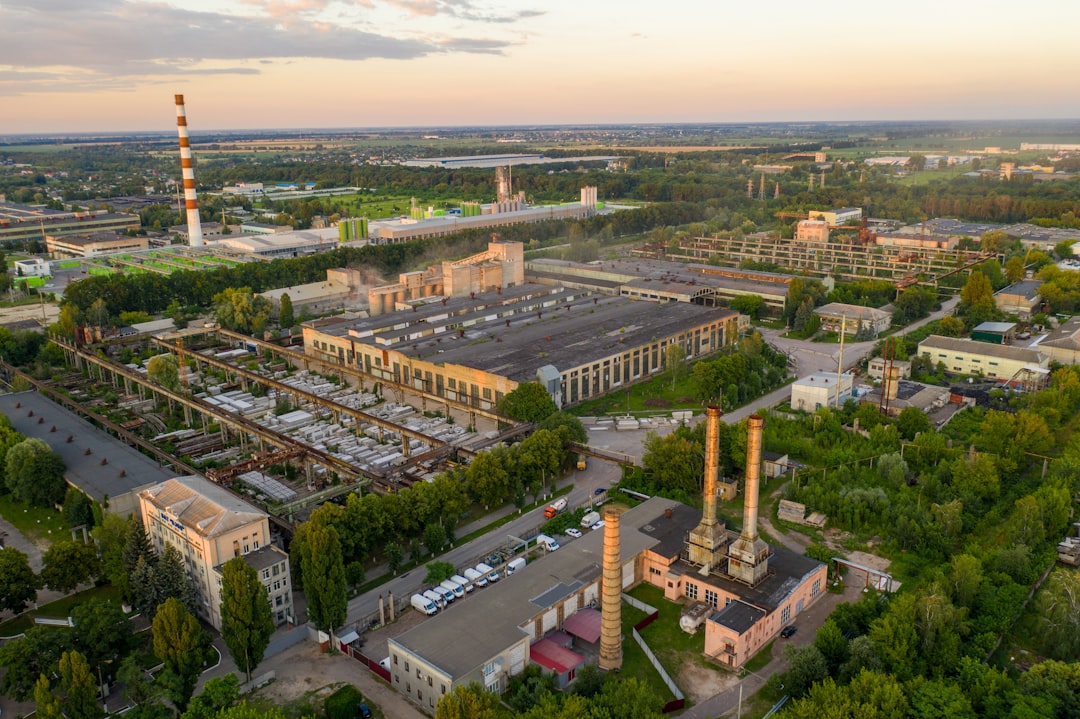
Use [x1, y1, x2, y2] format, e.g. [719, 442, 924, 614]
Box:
[174, 95, 204, 247]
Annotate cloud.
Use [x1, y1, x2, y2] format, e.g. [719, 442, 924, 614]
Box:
[0, 0, 516, 94]
[384, 0, 544, 23]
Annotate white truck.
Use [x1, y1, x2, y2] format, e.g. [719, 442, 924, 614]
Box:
[581, 511, 601, 528]
[411, 593, 438, 615]
[432, 584, 456, 604]
[464, 567, 488, 588]
[440, 579, 465, 599]
[506, 557, 527, 575]
[450, 574, 474, 593]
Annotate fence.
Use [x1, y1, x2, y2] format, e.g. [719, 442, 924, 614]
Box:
[342, 644, 392, 682]
[622, 593, 685, 713]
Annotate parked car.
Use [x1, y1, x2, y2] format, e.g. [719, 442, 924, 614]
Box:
[358, 703, 372, 718]
[591, 520, 606, 531]
[565, 528, 583, 538]
[780, 625, 797, 638]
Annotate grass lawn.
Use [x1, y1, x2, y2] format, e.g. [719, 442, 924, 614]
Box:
[0, 493, 68, 543]
[618, 599, 678, 703]
[0, 584, 123, 637]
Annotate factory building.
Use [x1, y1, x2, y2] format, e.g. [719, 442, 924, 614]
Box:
[46, 231, 149, 259]
[303, 283, 739, 410]
[813, 303, 892, 338]
[807, 207, 862, 226]
[210, 228, 339, 258]
[994, 280, 1042, 318]
[387, 411, 826, 710]
[366, 200, 598, 245]
[917, 335, 1049, 380]
[0, 202, 140, 244]
[138, 475, 294, 630]
[790, 373, 855, 411]
[0, 391, 174, 518]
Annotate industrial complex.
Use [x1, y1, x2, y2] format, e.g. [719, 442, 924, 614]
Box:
[388, 410, 826, 710]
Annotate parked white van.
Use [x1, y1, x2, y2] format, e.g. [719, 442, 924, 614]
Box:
[440, 579, 465, 599]
[423, 589, 446, 610]
[506, 557, 527, 575]
[464, 567, 488, 588]
[536, 534, 560, 552]
[581, 511, 601, 528]
[450, 574, 474, 593]
[433, 584, 456, 604]
[476, 562, 499, 582]
[411, 593, 438, 615]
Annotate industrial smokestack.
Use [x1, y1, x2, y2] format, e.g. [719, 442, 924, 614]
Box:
[687, 406, 727, 573]
[727, 414, 770, 585]
[598, 507, 623, 671]
[743, 415, 764, 540]
[702, 405, 722, 527]
[174, 94, 204, 247]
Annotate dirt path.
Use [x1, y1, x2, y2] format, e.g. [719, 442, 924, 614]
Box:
[250, 642, 427, 719]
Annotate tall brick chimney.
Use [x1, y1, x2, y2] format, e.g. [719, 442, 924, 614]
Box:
[598, 507, 623, 671]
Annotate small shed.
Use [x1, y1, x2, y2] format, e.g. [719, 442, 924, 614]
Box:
[530, 637, 585, 689]
[971, 321, 1016, 345]
[761, 450, 790, 479]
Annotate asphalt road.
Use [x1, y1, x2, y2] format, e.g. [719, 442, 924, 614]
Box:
[342, 459, 620, 627]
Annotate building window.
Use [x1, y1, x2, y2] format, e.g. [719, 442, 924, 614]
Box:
[441, 685, 446, 695]
[262, 569, 271, 580]
[428, 677, 432, 687]
[394, 655, 398, 665]
[650, 567, 661, 576]
[686, 583, 698, 600]
[417, 669, 421, 679]
[272, 565, 279, 577]
[405, 661, 409, 672]
[781, 606, 791, 624]
[275, 595, 283, 607]
[705, 589, 718, 608]
[812, 580, 821, 598]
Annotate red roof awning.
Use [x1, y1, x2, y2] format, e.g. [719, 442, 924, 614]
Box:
[530, 638, 585, 674]
[562, 607, 602, 644]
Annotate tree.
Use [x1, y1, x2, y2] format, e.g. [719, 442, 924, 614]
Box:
[0, 546, 40, 613]
[497, 382, 558, 423]
[425, 561, 456, 584]
[665, 343, 687, 391]
[467, 449, 510, 509]
[1055, 239, 1074, 259]
[220, 557, 275, 682]
[896, 406, 932, 440]
[117, 655, 162, 712]
[1006, 255, 1026, 284]
[385, 541, 404, 574]
[181, 674, 240, 719]
[62, 487, 95, 529]
[436, 683, 506, 719]
[41, 540, 101, 593]
[0, 626, 71, 700]
[729, 293, 765, 319]
[301, 522, 347, 635]
[151, 597, 210, 712]
[1033, 570, 1080, 661]
[213, 287, 273, 336]
[783, 644, 829, 698]
[93, 513, 131, 598]
[59, 650, 101, 719]
[814, 618, 849, 675]
[278, 293, 294, 329]
[71, 598, 132, 665]
[423, 522, 447, 556]
[5, 437, 67, 507]
[893, 286, 937, 325]
[958, 270, 997, 325]
[146, 354, 180, 391]
[35, 674, 64, 719]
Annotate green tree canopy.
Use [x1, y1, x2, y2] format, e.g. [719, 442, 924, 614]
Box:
[40, 540, 101, 593]
[220, 557, 275, 682]
[5, 437, 67, 507]
[300, 522, 347, 634]
[0, 546, 40, 614]
[151, 597, 211, 712]
[497, 382, 558, 423]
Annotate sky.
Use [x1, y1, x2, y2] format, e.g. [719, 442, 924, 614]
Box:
[2, 0, 1080, 133]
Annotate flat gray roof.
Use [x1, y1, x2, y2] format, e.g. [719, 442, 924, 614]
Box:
[995, 281, 1041, 300]
[334, 284, 736, 381]
[0, 391, 175, 504]
[391, 497, 678, 679]
[973, 321, 1017, 333]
